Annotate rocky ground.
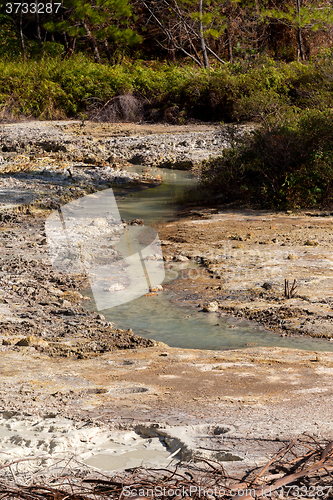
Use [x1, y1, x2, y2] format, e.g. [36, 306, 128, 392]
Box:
[0, 120, 241, 171]
[158, 209, 333, 340]
[1, 120, 333, 480]
[0, 211, 156, 357]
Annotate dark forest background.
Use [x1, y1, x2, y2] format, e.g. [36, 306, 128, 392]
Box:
[1, 0, 333, 64]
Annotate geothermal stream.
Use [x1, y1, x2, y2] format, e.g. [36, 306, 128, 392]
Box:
[88, 165, 333, 354]
[2, 149, 333, 476]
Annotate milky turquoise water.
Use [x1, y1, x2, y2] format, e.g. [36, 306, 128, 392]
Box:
[83, 164, 333, 353]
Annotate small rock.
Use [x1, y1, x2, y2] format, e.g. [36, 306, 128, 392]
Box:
[129, 218, 144, 225]
[305, 239, 319, 246]
[203, 301, 219, 312]
[16, 336, 48, 347]
[0, 156, 4, 164]
[150, 285, 163, 292]
[287, 254, 299, 260]
[232, 244, 244, 249]
[174, 255, 188, 262]
[89, 218, 108, 227]
[272, 238, 278, 243]
[97, 314, 106, 321]
[104, 283, 126, 292]
[262, 282, 273, 290]
[62, 300, 72, 307]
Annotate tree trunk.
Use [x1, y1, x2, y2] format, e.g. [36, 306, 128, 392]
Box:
[103, 39, 112, 62]
[296, 0, 305, 60]
[35, 0, 42, 47]
[63, 36, 76, 59]
[61, 2, 68, 51]
[19, 7, 26, 59]
[226, 25, 233, 63]
[82, 21, 101, 63]
[199, 0, 209, 68]
[70, 37, 76, 54]
[63, 31, 68, 51]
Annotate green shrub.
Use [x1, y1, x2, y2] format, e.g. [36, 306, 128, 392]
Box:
[0, 52, 332, 121]
[198, 109, 333, 209]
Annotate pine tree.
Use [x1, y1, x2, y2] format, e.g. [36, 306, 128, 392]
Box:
[44, 0, 141, 62]
[262, 0, 333, 61]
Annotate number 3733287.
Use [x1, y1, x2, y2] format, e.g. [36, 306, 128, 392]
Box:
[6, 3, 61, 14]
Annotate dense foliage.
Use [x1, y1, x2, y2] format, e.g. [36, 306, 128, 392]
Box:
[195, 107, 333, 209]
[1, 51, 333, 122]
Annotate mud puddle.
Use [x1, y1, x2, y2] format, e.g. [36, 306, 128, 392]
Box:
[0, 413, 174, 472]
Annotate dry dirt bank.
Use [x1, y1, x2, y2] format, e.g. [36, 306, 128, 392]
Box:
[158, 209, 333, 340]
[0, 212, 155, 356]
[0, 344, 333, 469]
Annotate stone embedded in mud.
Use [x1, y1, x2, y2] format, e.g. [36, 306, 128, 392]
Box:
[305, 239, 319, 246]
[174, 255, 189, 262]
[2, 338, 13, 346]
[89, 218, 108, 227]
[15, 336, 48, 347]
[104, 283, 126, 292]
[262, 282, 273, 290]
[129, 218, 144, 225]
[202, 301, 219, 312]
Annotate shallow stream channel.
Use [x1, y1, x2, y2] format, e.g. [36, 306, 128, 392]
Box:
[85, 165, 333, 353]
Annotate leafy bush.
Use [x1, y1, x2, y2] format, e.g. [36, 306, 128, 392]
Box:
[199, 109, 333, 209]
[0, 52, 333, 121]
